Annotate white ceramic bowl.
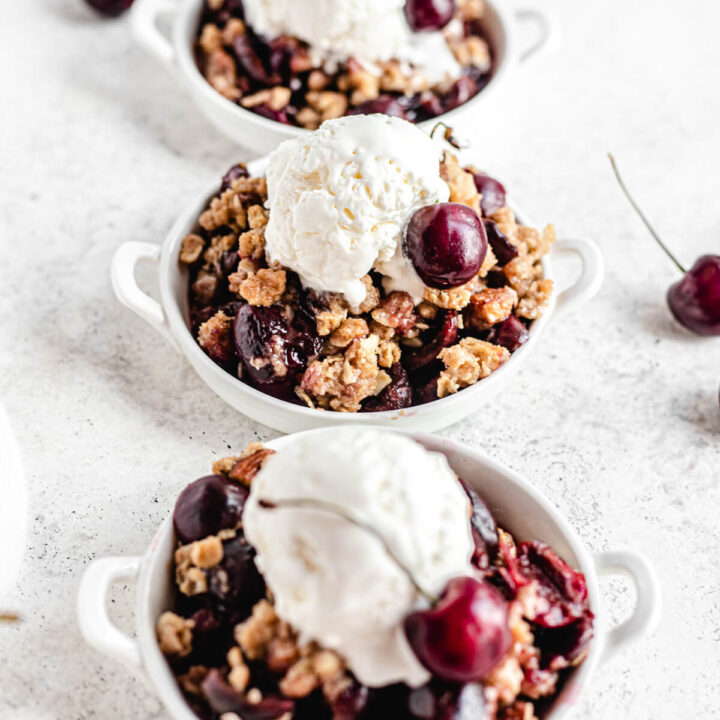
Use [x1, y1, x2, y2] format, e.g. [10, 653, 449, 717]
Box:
[111, 154, 604, 433]
[77, 427, 661, 720]
[130, 0, 557, 153]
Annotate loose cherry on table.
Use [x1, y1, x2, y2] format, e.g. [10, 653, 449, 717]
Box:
[610, 154, 720, 336]
[405, 203, 488, 289]
[85, 0, 134, 16]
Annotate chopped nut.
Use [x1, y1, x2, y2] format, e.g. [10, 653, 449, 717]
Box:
[189, 535, 224, 569]
[437, 338, 509, 397]
[296, 106, 321, 130]
[174, 544, 209, 595]
[516, 279, 553, 319]
[338, 62, 380, 105]
[226, 647, 251, 693]
[266, 637, 301, 673]
[205, 49, 241, 101]
[467, 287, 518, 331]
[240, 268, 287, 306]
[199, 186, 250, 233]
[228, 445, 275, 486]
[235, 599, 283, 660]
[417, 301, 439, 320]
[307, 69, 331, 90]
[199, 23, 223, 54]
[222, 18, 246, 45]
[241, 86, 292, 111]
[440, 152, 481, 214]
[157, 611, 194, 657]
[280, 659, 319, 698]
[450, 35, 491, 69]
[371, 292, 416, 333]
[212, 455, 240, 475]
[306, 91, 348, 121]
[180, 233, 206, 264]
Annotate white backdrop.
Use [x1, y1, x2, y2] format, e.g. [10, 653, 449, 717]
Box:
[1, 0, 719, 718]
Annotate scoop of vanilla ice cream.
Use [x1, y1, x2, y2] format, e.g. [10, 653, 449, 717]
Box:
[242, 0, 460, 83]
[242, 428, 474, 688]
[263, 115, 449, 307]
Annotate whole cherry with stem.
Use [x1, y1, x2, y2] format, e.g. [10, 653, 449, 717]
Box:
[609, 154, 720, 336]
[258, 496, 511, 683]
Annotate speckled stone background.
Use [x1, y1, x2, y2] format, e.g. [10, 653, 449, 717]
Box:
[1, 0, 719, 717]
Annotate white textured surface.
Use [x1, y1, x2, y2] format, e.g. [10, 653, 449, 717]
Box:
[0, 0, 719, 718]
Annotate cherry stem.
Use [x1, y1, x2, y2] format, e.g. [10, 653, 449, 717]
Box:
[608, 153, 686, 274]
[258, 497, 438, 604]
[430, 122, 467, 150]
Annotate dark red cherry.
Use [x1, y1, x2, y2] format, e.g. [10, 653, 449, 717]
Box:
[85, 0, 133, 16]
[233, 304, 322, 385]
[404, 311, 459, 371]
[206, 535, 265, 611]
[405, 0, 455, 31]
[459, 480, 498, 568]
[471, 173, 506, 216]
[404, 576, 510, 682]
[482, 219, 517, 266]
[610, 154, 720, 336]
[405, 203, 487, 289]
[348, 95, 408, 119]
[667, 255, 720, 336]
[362, 363, 413, 412]
[173, 475, 248, 544]
[486, 315, 529, 352]
[201, 669, 295, 719]
[220, 163, 249, 192]
[442, 76, 477, 113]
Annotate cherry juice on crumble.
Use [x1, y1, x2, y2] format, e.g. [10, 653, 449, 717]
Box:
[157, 443, 594, 720]
[180, 150, 554, 413]
[195, 0, 495, 127]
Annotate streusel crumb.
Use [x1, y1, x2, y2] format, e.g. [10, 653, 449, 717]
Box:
[328, 318, 369, 349]
[516, 279, 553, 319]
[240, 268, 287, 306]
[468, 287, 518, 331]
[198, 310, 233, 362]
[179, 233, 206, 264]
[157, 611, 194, 657]
[424, 282, 474, 311]
[314, 294, 348, 336]
[178, 665, 208, 696]
[241, 87, 292, 111]
[238, 228, 266, 260]
[440, 152, 481, 214]
[437, 338, 510, 397]
[371, 292, 416, 333]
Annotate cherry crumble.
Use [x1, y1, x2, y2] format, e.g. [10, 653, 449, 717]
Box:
[180, 152, 554, 412]
[157, 444, 594, 720]
[195, 0, 495, 128]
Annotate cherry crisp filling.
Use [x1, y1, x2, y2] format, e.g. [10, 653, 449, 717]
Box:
[194, 0, 494, 127]
[157, 444, 594, 720]
[181, 153, 554, 412]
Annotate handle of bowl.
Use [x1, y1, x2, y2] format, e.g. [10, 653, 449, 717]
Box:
[514, 6, 558, 64]
[593, 550, 662, 664]
[111, 241, 181, 352]
[77, 556, 143, 668]
[131, 0, 176, 68]
[550, 237, 605, 319]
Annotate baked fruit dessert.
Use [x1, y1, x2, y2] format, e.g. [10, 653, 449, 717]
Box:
[157, 430, 594, 720]
[181, 114, 555, 412]
[195, 0, 494, 126]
